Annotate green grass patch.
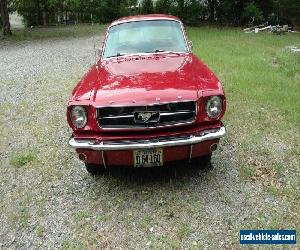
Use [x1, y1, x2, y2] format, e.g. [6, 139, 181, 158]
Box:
[3, 24, 105, 42]
[188, 27, 300, 229]
[267, 184, 300, 202]
[240, 165, 256, 180]
[9, 206, 30, 229]
[10, 151, 36, 167]
[36, 225, 45, 237]
[176, 222, 193, 240]
[74, 210, 91, 221]
[156, 235, 180, 249]
[188, 27, 300, 124]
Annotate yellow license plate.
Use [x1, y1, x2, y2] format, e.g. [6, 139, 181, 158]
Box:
[133, 148, 163, 167]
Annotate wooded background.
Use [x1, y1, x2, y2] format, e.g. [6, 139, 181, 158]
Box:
[1, 0, 300, 35]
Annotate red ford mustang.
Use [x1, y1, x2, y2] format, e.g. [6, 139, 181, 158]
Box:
[67, 14, 226, 174]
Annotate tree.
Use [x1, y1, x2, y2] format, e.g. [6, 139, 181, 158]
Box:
[0, 0, 12, 35]
[11, 0, 42, 26]
[207, 0, 216, 22]
[185, 0, 204, 24]
[276, 0, 300, 24]
[7, 0, 300, 27]
[242, 2, 263, 25]
[254, 0, 273, 18]
[216, 0, 256, 26]
[141, 0, 154, 14]
[155, 0, 171, 14]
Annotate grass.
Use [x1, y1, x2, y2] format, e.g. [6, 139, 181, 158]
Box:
[2, 24, 105, 42]
[10, 151, 36, 167]
[240, 165, 256, 180]
[189, 27, 300, 186]
[188, 27, 300, 124]
[36, 225, 45, 237]
[176, 222, 193, 240]
[189, 27, 300, 232]
[9, 206, 30, 229]
[74, 211, 91, 221]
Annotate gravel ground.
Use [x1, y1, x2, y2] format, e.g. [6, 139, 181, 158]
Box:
[0, 35, 298, 249]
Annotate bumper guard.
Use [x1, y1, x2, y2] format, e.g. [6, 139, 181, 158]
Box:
[69, 125, 226, 151]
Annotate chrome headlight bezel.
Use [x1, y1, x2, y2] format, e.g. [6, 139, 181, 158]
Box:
[70, 106, 87, 129]
[206, 96, 223, 119]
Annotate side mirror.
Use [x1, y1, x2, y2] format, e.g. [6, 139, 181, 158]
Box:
[98, 48, 103, 57]
[188, 41, 193, 51]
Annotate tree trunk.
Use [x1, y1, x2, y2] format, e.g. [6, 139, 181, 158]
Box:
[0, 0, 12, 35]
[43, 2, 49, 26]
[208, 0, 216, 22]
[43, 11, 47, 25]
[36, 0, 42, 25]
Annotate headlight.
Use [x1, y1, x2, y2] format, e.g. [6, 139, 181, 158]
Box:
[206, 96, 222, 119]
[70, 106, 87, 128]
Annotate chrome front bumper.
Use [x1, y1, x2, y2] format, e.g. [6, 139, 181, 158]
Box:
[69, 125, 226, 151]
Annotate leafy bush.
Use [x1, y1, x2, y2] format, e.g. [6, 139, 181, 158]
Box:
[184, 0, 206, 25]
[141, 0, 154, 14]
[155, 0, 171, 14]
[242, 2, 264, 26]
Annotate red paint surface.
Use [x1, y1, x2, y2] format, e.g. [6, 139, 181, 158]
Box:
[76, 139, 218, 166]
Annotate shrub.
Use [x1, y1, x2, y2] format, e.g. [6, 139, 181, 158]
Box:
[242, 2, 264, 26]
[155, 0, 171, 14]
[141, 0, 154, 14]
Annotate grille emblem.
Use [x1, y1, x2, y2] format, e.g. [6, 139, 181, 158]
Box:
[134, 111, 160, 124]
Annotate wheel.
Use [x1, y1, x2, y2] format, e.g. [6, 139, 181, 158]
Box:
[191, 153, 212, 168]
[85, 163, 105, 175]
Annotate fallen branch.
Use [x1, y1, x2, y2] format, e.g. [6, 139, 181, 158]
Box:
[243, 23, 267, 31]
[244, 24, 291, 34]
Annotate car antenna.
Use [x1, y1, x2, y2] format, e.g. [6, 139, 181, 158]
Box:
[92, 34, 99, 72]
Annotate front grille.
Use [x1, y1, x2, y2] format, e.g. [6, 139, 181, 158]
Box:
[97, 101, 197, 129]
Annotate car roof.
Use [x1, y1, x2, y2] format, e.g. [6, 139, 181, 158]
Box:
[109, 14, 181, 27]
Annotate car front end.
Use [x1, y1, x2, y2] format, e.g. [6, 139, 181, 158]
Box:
[67, 15, 226, 173]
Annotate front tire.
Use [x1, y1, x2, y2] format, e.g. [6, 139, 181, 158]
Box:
[85, 163, 105, 175]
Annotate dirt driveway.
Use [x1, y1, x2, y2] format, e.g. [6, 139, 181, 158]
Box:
[0, 35, 298, 249]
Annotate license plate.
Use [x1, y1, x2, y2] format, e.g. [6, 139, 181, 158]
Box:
[133, 148, 163, 168]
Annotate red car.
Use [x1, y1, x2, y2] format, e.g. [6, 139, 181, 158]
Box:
[67, 14, 226, 174]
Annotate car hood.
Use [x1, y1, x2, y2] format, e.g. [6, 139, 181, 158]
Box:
[72, 53, 222, 106]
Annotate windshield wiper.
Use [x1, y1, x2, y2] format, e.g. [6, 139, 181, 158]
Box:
[106, 52, 126, 58]
[152, 49, 182, 55]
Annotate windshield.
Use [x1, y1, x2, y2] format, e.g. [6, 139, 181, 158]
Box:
[103, 20, 188, 58]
